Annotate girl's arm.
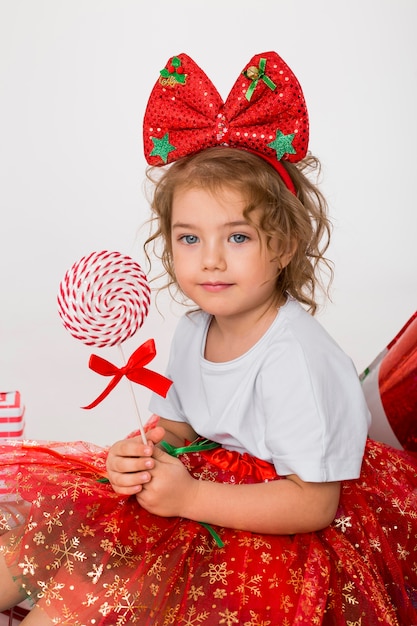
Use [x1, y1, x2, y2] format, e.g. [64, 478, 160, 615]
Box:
[180, 470, 340, 534]
[107, 424, 340, 534]
[155, 416, 198, 447]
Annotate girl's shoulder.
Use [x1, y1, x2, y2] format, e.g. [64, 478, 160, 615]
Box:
[277, 298, 347, 358]
[175, 309, 210, 334]
[170, 309, 211, 355]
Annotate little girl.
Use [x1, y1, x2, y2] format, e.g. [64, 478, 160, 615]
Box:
[1, 51, 417, 625]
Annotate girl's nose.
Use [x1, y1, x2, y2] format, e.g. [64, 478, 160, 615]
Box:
[201, 243, 226, 271]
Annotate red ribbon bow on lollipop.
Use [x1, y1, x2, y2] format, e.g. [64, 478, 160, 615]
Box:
[83, 339, 172, 410]
[143, 51, 309, 194]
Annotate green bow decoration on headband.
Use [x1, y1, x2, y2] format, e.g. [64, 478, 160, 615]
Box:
[243, 58, 276, 101]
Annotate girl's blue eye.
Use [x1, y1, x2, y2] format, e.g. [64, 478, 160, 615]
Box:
[230, 233, 248, 244]
[181, 234, 199, 244]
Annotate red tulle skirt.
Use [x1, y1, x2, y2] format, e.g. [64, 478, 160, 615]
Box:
[1, 437, 417, 625]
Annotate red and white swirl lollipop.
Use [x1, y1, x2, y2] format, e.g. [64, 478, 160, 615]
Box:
[57, 250, 151, 348]
[57, 251, 172, 443]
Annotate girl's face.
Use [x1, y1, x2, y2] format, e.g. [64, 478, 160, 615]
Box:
[171, 186, 292, 324]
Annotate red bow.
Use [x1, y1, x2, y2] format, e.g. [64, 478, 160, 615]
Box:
[83, 338, 172, 410]
[143, 52, 309, 192]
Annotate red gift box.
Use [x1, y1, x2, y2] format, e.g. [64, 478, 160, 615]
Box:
[361, 311, 417, 451]
[0, 391, 25, 438]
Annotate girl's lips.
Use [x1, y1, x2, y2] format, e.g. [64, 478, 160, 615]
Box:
[200, 282, 233, 292]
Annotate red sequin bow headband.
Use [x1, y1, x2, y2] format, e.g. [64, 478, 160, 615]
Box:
[143, 51, 309, 194]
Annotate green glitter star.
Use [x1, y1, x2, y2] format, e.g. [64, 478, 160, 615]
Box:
[267, 130, 296, 160]
[150, 132, 176, 164]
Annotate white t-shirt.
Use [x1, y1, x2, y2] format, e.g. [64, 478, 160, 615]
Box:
[149, 299, 370, 482]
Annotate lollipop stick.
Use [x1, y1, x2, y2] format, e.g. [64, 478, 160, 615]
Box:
[119, 344, 148, 445]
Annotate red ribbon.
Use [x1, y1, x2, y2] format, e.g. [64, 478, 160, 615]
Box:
[83, 338, 172, 410]
[143, 52, 309, 196]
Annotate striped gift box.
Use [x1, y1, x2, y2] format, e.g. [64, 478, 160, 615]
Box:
[0, 391, 25, 496]
[0, 391, 25, 438]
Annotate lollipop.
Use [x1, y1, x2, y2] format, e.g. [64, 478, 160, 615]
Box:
[57, 250, 151, 348]
[57, 250, 172, 443]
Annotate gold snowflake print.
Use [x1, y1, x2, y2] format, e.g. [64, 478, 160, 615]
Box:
[128, 529, 143, 546]
[268, 572, 282, 589]
[162, 605, 180, 624]
[43, 507, 65, 533]
[287, 567, 304, 593]
[260, 551, 273, 564]
[37, 577, 65, 606]
[101, 517, 120, 534]
[33, 531, 45, 546]
[100, 538, 114, 552]
[179, 605, 210, 625]
[83, 592, 99, 607]
[342, 581, 358, 606]
[0, 511, 12, 531]
[219, 608, 239, 624]
[77, 523, 95, 537]
[149, 582, 160, 597]
[236, 572, 263, 604]
[280, 594, 294, 613]
[87, 563, 104, 584]
[18, 554, 38, 576]
[202, 561, 233, 585]
[86, 502, 101, 520]
[50, 531, 87, 574]
[187, 585, 205, 601]
[243, 610, 272, 626]
[334, 515, 353, 533]
[397, 543, 410, 560]
[147, 555, 166, 581]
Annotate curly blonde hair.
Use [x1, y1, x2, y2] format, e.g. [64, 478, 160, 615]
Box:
[144, 147, 332, 315]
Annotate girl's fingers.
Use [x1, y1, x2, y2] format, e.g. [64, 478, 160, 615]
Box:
[106, 429, 165, 496]
[109, 468, 152, 495]
[112, 455, 154, 475]
[112, 483, 143, 496]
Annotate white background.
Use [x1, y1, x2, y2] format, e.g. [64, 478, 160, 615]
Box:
[0, 0, 416, 446]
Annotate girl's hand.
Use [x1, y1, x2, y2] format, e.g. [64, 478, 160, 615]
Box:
[136, 446, 198, 518]
[106, 426, 165, 496]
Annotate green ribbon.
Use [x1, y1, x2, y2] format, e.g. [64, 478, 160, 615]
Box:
[199, 522, 225, 548]
[161, 438, 224, 548]
[244, 57, 277, 101]
[160, 438, 219, 457]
